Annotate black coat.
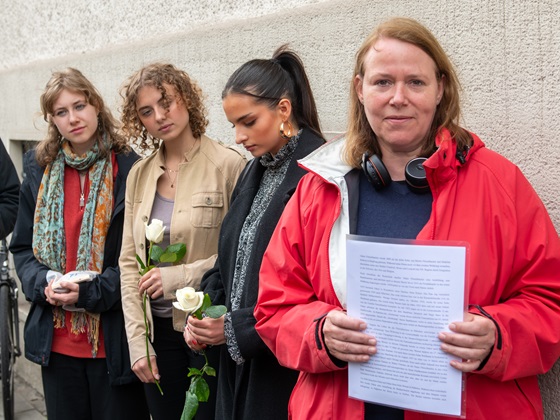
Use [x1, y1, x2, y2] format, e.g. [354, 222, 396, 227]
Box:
[10, 149, 140, 386]
[201, 128, 325, 419]
[0, 139, 20, 240]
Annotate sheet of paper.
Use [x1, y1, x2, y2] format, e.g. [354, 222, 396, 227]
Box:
[346, 235, 466, 417]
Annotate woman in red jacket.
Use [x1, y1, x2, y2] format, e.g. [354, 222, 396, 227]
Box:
[255, 17, 560, 420]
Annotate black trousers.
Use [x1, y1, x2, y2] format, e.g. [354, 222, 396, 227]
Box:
[42, 352, 149, 420]
[145, 315, 218, 420]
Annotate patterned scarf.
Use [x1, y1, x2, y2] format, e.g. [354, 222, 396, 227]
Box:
[32, 135, 113, 357]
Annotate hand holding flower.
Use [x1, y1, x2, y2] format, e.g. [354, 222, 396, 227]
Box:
[138, 267, 164, 300]
[186, 315, 226, 347]
[173, 288, 226, 420]
[136, 219, 187, 396]
[132, 355, 160, 384]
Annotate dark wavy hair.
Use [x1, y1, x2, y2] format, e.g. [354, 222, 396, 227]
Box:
[222, 44, 322, 139]
[36, 67, 129, 166]
[120, 62, 208, 152]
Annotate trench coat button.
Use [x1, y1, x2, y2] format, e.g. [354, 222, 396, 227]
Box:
[142, 215, 148, 222]
[139, 243, 144, 250]
[205, 197, 212, 205]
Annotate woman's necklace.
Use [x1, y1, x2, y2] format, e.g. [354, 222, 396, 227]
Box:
[163, 139, 198, 188]
[165, 167, 180, 189]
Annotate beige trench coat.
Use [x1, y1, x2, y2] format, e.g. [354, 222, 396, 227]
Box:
[119, 135, 246, 367]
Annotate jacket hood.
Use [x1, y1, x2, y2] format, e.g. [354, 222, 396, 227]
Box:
[298, 128, 486, 183]
[425, 128, 485, 170]
[298, 135, 352, 183]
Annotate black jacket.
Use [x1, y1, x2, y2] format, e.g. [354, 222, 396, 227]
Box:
[201, 128, 325, 419]
[10, 149, 140, 386]
[0, 139, 20, 240]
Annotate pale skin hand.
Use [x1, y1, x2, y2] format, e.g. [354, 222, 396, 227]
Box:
[132, 356, 160, 384]
[44, 281, 79, 306]
[185, 315, 226, 351]
[323, 310, 377, 363]
[438, 313, 496, 372]
[135, 269, 162, 382]
[138, 267, 164, 300]
[184, 327, 206, 352]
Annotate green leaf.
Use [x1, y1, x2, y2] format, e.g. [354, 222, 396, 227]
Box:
[159, 251, 178, 263]
[192, 308, 203, 320]
[192, 377, 210, 402]
[136, 254, 146, 270]
[205, 305, 227, 319]
[200, 294, 212, 313]
[180, 391, 199, 420]
[167, 243, 187, 261]
[203, 365, 216, 377]
[187, 367, 202, 377]
[150, 245, 164, 263]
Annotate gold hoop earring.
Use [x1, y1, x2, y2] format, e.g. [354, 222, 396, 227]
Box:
[279, 121, 293, 140]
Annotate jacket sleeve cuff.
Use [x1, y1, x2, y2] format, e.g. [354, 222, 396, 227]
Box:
[314, 313, 346, 369]
[161, 254, 218, 299]
[77, 281, 90, 308]
[468, 304, 504, 374]
[160, 265, 185, 300]
[128, 334, 155, 369]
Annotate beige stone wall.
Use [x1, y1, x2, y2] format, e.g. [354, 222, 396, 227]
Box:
[1, 0, 559, 417]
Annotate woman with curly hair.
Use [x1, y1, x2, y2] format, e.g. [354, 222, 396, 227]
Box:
[119, 62, 246, 419]
[10, 67, 149, 419]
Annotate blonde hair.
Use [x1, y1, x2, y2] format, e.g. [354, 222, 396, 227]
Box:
[36, 67, 128, 167]
[120, 62, 208, 152]
[344, 17, 471, 168]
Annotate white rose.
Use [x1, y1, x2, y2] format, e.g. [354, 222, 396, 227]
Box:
[173, 287, 204, 314]
[145, 219, 165, 244]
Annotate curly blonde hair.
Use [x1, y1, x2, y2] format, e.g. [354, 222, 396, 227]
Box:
[36, 67, 129, 167]
[344, 17, 471, 168]
[120, 63, 208, 152]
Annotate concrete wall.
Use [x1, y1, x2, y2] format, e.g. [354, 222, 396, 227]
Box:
[2, 0, 559, 417]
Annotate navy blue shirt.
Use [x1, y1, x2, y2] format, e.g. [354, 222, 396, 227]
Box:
[357, 171, 432, 239]
[357, 170, 433, 419]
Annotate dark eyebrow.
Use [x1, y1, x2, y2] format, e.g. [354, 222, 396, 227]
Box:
[234, 112, 253, 124]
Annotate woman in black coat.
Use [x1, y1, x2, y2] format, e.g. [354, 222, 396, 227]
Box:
[185, 46, 325, 419]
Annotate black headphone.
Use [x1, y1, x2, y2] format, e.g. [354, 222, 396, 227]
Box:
[361, 153, 430, 194]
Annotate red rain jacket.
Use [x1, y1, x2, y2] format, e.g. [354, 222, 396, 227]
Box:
[255, 129, 560, 420]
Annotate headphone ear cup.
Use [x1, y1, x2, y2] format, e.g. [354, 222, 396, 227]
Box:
[362, 153, 391, 190]
[405, 157, 430, 194]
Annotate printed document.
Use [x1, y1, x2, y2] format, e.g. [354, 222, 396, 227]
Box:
[346, 235, 467, 417]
